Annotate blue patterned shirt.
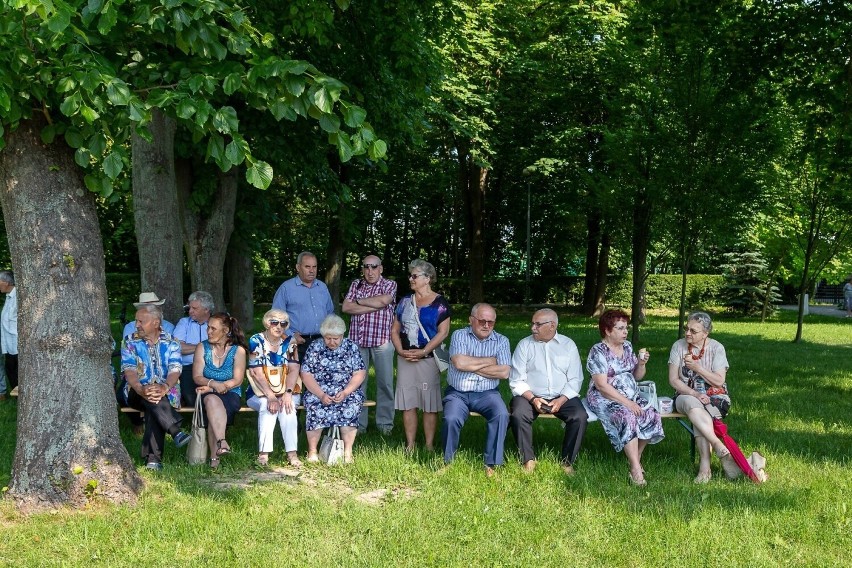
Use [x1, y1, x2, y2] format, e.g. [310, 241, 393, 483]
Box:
[120, 332, 183, 408]
[447, 327, 511, 392]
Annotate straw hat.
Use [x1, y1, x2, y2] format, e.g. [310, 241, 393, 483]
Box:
[133, 292, 166, 308]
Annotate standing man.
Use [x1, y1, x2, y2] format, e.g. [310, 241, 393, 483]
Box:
[342, 255, 397, 434]
[272, 251, 335, 362]
[121, 304, 191, 470]
[0, 270, 18, 395]
[509, 308, 588, 475]
[172, 290, 214, 407]
[441, 303, 511, 476]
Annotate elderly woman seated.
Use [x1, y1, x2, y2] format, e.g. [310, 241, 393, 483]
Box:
[668, 311, 739, 483]
[193, 312, 248, 469]
[585, 309, 664, 486]
[300, 315, 366, 464]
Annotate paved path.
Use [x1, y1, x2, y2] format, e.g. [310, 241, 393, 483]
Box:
[779, 304, 849, 318]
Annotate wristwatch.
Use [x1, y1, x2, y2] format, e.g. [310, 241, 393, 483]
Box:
[355, 298, 361, 305]
[285, 388, 293, 394]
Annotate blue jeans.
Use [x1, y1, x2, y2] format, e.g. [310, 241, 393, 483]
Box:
[441, 386, 509, 467]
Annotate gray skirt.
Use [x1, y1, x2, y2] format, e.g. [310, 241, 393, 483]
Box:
[394, 356, 443, 412]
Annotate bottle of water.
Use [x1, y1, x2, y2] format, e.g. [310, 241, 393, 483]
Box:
[694, 378, 706, 395]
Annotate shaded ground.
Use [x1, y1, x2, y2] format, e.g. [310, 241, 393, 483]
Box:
[779, 304, 849, 318]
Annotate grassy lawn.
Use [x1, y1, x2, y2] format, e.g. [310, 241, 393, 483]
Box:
[0, 309, 849, 567]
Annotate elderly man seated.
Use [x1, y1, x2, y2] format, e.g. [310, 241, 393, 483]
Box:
[441, 303, 511, 476]
[121, 304, 191, 470]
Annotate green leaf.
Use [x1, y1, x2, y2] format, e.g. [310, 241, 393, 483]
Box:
[319, 113, 340, 133]
[41, 124, 57, 145]
[225, 137, 245, 165]
[269, 100, 297, 122]
[176, 98, 196, 119]
[103, 151, 123, 180]
[105, 80, 131, 106]
[335, 0, 350, 9]
[337, 134, 353, 163]
[88, 133, 106, 157]
[342, 105, 366, 128]
[74, 147, 92, 168]
[64, 129, 84, 149]
[80, 105, 100, 124]
[312, 87, 333, 113]
[212, 106, 238, 134]
[368, 139, 388, 161]
[84, 173, 111, 195]
[284, 76, 305, 97]
[97, 5, 118, 34]
[47, 7, 72, 33]
[222, 73, 241, 96]
[246, 160, 273, 189]
[60, 93, 81, 117]
[128, 101, 147, 122]
[56, 77, 76, 94]
[0, 89, 8, 113]
[207, 134, 225, 164]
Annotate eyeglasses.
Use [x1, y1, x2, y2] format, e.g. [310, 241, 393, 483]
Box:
[613, 325, 630, 332]
[473, 318, 495, 327]
[408, 273, 425, 280]
[362, 263, 380, 270]
[531, 320, 553, 328]
[683, 326, 705, 335]
[269, 320, 289, 328]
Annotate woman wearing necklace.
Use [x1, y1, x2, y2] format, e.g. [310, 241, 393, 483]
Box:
[391, 259, 451, 454]
[586, 309, 664, 486]
[193, 312, 248, 469]
[246, 309, 302, 467]
[667, 311, 738, 483]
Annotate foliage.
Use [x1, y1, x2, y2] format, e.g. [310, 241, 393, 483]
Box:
[720, 247, 782, 316]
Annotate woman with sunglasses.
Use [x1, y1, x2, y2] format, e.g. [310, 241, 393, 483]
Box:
[391, 259, 451, 453]
[667, 311, 738, 483]
[245, 309, 302, 467]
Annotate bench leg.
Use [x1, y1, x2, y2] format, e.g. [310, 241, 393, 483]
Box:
[677, 418, 696, 462]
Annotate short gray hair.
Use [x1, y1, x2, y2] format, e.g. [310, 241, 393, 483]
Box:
[409, 259, 437, 284]
[297, 251, 317, 265]
[687, 311, 713, 333]
[0, 270, 14, 286]
[188, 290, 215, 313]
[137, 304, 163, 323]
[320, 314, 347, 337]
[470, 303, 495, 317]
[534, 308, 559, 326]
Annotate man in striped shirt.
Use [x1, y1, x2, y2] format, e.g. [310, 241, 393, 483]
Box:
[441, 303, 511, 476]
[342, 255, 398, 434]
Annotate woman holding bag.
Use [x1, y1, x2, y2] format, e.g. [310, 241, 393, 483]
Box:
[300, 315, 366, 464]
[246, 309, 302, 467]
[391, 259, 451, 454]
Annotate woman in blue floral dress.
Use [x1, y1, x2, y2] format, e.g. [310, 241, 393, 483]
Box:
[301, 315, 366, 463]
[586, 309, 663, 486]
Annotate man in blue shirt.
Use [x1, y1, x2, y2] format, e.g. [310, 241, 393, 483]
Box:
[272, 251, 335, 362]
[172, 290, 214, 407]
[441, 303, 511, 476]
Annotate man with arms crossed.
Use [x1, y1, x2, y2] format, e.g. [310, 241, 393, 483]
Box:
[442, 303, 511, 476]
[509, 308, 588, 475]
[342, 255, 397, 434]
[272, 251, 335, 362]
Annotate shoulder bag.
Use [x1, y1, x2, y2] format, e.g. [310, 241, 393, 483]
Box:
[318, 426, 345, 465]
[411, 294, 449, 372]
[246, 338, 301, 396]
[186, 395, 208, 465]
[637, 380, 659, 412]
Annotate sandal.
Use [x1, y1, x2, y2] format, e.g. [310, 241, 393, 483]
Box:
[628, 470, 647, 487]
[343, 454, 354, 464]
[216, 439, 231, 456]
[306, 451, 320, 463]
[256, 454, 269, 467]
[287, 452, 303, 467]
[694, 470, 712, 484]
[210, 457, 220, 470]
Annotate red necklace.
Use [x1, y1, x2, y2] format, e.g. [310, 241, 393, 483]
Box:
[688, 338, 706, 360]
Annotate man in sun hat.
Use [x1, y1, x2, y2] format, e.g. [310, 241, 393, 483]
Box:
[122, 292, 175, 339]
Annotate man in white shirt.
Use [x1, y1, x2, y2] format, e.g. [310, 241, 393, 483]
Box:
[509, 308, 588, 475]
[0, 270, 18, 395]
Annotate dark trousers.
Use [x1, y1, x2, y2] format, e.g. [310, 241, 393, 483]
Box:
[127, 389, 183, 464]
[179, 366, 197, 408]
[4, 354, 17, 390]
[116, 376, 143, 427]
[509, 395, 588, 466]
[297, 334, 323, 363]
[441, 386, 509, 467]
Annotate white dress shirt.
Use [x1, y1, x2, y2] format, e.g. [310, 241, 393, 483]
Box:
[510, 333, 583, 399]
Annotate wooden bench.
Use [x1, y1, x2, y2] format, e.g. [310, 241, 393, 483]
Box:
[119, 400, 376, 413]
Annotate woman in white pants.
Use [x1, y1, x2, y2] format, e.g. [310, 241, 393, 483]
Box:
[246, 309, 302, 467]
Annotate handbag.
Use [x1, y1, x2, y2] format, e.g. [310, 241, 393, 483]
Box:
[186, 395, 208, 465]
[246, 337, 301, 396]
[318, 426, 345, 465]
[637, 380, 659, 412]
[411, 294, 449, 373]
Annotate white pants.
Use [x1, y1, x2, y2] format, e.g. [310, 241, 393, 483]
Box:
[247, 395, 300, 453]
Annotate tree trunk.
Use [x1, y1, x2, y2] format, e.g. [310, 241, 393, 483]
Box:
[631, 189, 652, 343]
[0, 119, 142, 511]
[592, 232, 610, 317]
[226, 235, 254, 332]
[582, 211, 601, 315]
[677, 243, 692, 340]
[178, 162, 237, 313]
[466, 165, 486, 304]
[325, 198, 345, 309]
[131, 110, 184, 322]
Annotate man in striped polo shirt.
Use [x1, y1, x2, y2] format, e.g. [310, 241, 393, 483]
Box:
[441, 303, 511, 476]
[342, 255, 398, 434]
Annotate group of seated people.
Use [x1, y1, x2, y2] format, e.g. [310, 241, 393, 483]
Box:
[119, 283, 739, 485]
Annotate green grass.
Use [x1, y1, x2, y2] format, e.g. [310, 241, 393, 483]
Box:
[0, 309, 850, 567]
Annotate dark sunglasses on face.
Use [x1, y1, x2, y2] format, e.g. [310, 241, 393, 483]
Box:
[269, 320, 289, 328]
[362, 263, 380, 269]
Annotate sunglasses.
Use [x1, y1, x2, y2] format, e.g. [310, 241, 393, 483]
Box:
[473, 318, 495, 327]
[269, 320, 289, 328]
[362, 263, 380, 269]
[408, 273, 425, 280]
